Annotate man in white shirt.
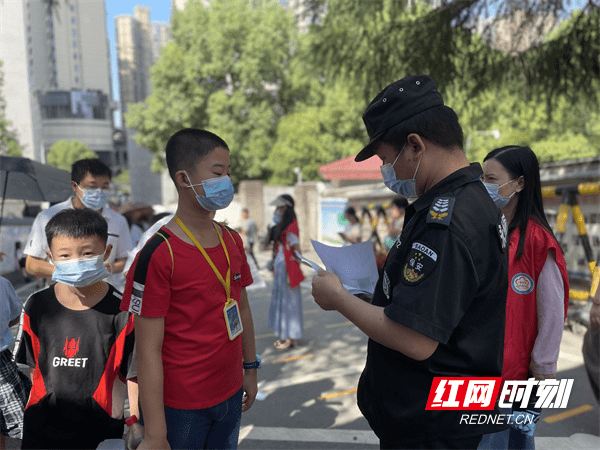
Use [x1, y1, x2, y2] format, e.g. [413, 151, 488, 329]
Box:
[24, 158, 133, 288]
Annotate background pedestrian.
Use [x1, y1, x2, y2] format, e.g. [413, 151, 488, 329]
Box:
[0, 276, 29, 448]
[268, 194, 304, 350]
[240, 208, 259, 269]
[339, 206, 362, 246]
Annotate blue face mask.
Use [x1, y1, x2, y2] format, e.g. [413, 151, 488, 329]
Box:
[51, 254, 109, 287]
[185, 172, 235, 211]
[483, 179, 516, 208]
[76, 185, 110, 210]
[380, 144, 421, 198]
[273, 209, 283, 224]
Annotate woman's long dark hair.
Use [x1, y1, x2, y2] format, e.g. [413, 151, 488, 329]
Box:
[271, 194, 297, 243]
[484, 145, 559, 259]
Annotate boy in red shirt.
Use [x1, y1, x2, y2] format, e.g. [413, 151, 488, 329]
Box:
[121, 129, 258, 449]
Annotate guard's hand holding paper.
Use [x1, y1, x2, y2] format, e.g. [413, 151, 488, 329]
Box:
[312, 270, 345, 311]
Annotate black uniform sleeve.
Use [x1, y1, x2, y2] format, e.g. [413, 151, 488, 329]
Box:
[385, 227, 480, 345]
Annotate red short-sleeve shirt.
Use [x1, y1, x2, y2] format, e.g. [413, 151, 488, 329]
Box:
[121, 224, 253, 409]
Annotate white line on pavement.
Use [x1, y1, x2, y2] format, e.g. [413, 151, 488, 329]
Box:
[238, 425, 378, 445]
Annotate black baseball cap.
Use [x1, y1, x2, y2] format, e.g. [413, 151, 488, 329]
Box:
[355, 74, 444, 162]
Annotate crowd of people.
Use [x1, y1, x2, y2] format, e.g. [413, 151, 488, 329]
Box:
[0, 73, 597, 450]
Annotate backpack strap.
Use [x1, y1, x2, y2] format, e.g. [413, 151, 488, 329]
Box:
[155, 231, 174, 277]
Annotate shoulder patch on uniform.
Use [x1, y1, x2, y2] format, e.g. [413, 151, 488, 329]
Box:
[426, 197, 455, 227]
[402, 241, 438, 285]
[511, 273, 534, 294]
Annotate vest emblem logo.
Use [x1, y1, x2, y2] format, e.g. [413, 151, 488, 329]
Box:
[511, 273, 534, 295]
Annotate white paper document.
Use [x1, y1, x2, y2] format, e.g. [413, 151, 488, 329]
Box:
[310, 240, 379, 295]
[294, 250, 324, 274]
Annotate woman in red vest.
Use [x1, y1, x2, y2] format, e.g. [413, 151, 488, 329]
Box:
[480, 146, 569, 450]
[267, 195, 305, 349]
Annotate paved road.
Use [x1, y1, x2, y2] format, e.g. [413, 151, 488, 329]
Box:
[6, 248, 600, 449]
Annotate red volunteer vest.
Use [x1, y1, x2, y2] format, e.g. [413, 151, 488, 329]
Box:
[502, 219, 569, 382]
[274, 219, 305, 289]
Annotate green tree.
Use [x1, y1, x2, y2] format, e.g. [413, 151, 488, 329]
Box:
[445, 84, 600, 163]
[46, 139, 98, 171]
[304, 1, 599, 166]
[306, 0, 600, 108]
[0, 61, 22, 156]
[307, 0, 504, 103]
[112, 169, 131, 195]
[268, 81, 365, 184]
[125, 0, 298, 183]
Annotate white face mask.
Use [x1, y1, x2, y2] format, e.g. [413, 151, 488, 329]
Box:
[76, 184, 110, 210]
[483, 179, 517, 208]
[51, 254, 109, 287]
[380, 143, 421, 198]
[184, 171, 235, 211]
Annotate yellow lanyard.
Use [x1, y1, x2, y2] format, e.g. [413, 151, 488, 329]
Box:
[174, 215, 232, 304]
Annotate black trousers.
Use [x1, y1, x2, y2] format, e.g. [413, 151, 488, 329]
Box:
[246, 241, 259, 268]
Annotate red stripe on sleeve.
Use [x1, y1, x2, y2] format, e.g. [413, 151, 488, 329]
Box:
[92, 314, 135, 416]
[22, 313, 47, 409]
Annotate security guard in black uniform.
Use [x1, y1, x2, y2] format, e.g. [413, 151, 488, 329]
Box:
[312, 75, 509, 449]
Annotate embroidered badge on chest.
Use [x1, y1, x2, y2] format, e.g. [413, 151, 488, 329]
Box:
[511, 273, 535, 294]
[427, 197, 455, 226]
[402, 241, 438, 285]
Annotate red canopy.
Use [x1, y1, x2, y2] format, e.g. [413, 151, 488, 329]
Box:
[318, 155, 382, 181]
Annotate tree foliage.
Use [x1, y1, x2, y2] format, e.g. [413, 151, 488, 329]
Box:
[306, 0, 599, 107]
[125, 0, 297, 183]
[125, 0, 599, 186]
[46, 139, 98, 171]
[269, 81, 365, 184]
[0, 61, 22, 157]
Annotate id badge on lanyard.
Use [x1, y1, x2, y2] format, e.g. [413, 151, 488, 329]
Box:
[224, 299, 243, 340]
[175, 216, 243, 340]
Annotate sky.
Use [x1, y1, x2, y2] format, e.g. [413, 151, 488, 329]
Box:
[105, 0, 172, 127]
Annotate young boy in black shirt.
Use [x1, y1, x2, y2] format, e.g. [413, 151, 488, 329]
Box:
[17, 208, 139, 449]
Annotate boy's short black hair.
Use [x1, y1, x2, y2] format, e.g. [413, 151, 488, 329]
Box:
[165, 128, 230, 183]
[71, 158, 112, 184]
[46, 209, 108, 247]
